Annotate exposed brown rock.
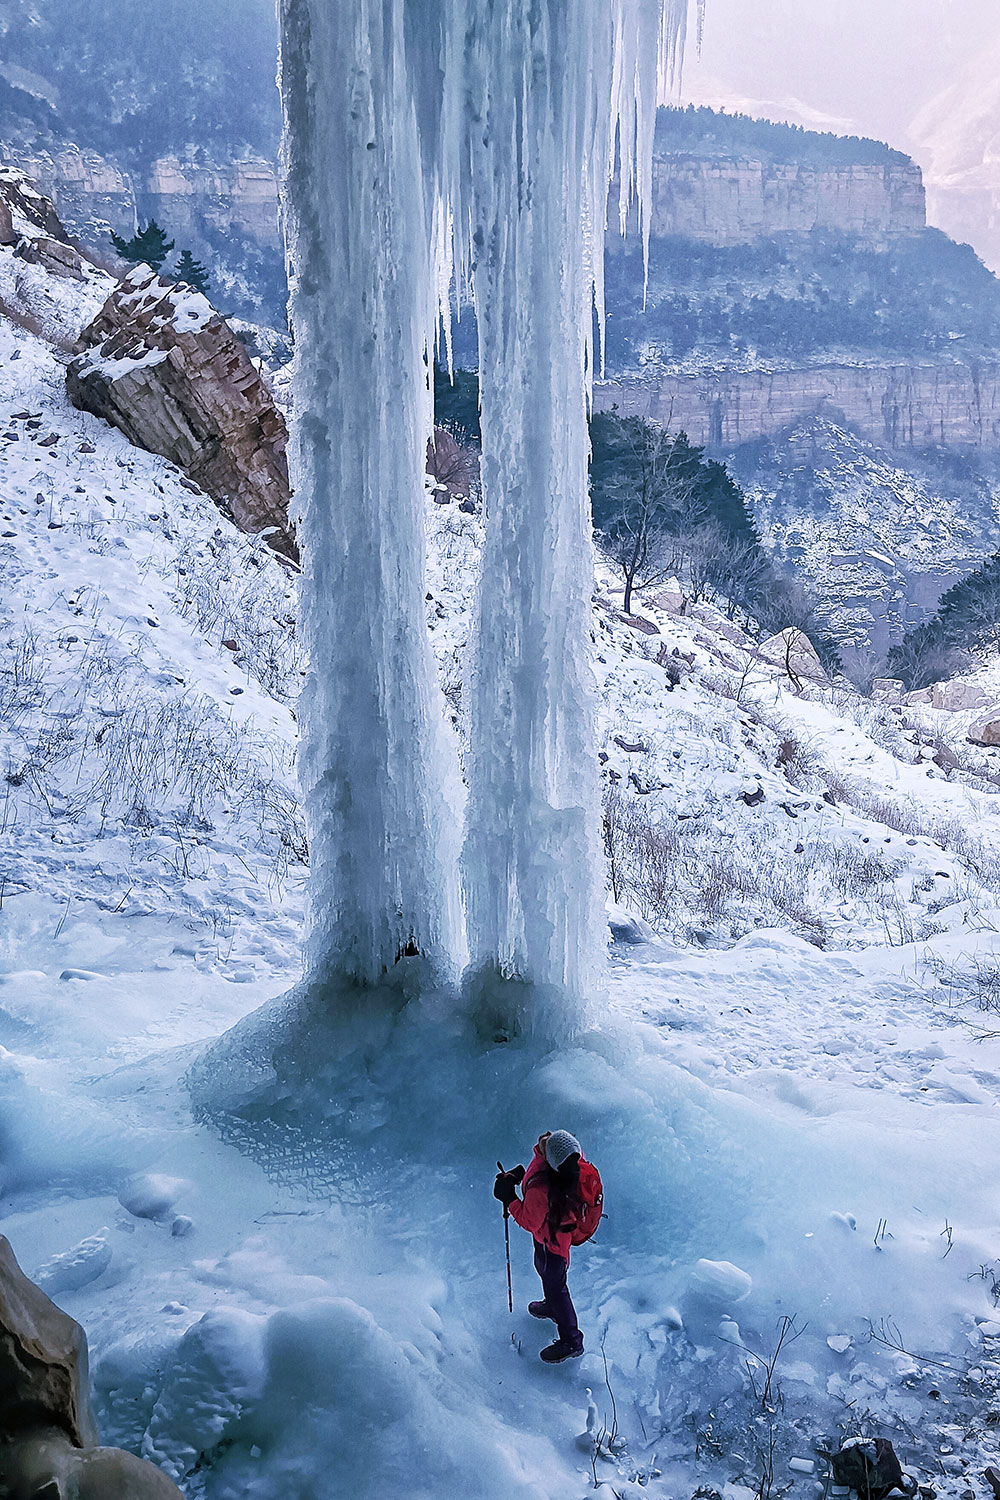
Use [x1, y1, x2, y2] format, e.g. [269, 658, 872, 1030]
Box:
[2, 1428, 185, 1500]
[0, 168, 65, 242]
[67, 267, 295, 562]
[0, 1235, 97, 1448]
[0, 1239, 186, 1500]
[907, 678, 988, 711]
[14, 237, 83, 280]
[968, 707, 1000, 746]
[758, 628, 829, 688]
[872, 677, 905, 705]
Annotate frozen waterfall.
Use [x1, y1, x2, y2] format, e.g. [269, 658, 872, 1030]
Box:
[278, 0, 690, 1025]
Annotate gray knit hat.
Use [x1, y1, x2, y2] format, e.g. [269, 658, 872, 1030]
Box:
[545, 1130, 582, 1171]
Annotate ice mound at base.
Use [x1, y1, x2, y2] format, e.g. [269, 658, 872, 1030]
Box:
[98, 1299, 551, 1500]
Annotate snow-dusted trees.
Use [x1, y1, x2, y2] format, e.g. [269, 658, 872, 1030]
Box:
[278, 0, 691, 1033]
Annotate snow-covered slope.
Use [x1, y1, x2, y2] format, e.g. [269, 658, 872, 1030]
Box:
[5, 251, 1000, 1500]
[738, 418, 1000, 668]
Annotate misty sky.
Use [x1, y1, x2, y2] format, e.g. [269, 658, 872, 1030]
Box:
[678, 0, 1000, 149]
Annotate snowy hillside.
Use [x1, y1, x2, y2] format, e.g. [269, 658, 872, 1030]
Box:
[6, 247, 1000, 1500]
[738, 418, 1000, 667]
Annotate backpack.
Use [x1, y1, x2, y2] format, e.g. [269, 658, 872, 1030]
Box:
[570, 1160, 604, 1245]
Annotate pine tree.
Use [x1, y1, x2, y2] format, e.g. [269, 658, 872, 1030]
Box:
[174, 249, 211, 295]
[110, 220, 175, 272]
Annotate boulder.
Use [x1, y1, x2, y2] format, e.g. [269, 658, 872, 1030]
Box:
[907, 678, 988, 712]
[871, 677, 904, 705]
[0, 167, 65, 241]
[650, 584, 687, 615]
[758, 627, 829, 688]
[2, 1429, 185, 1500]
[67, 266, 295, 562]
[0, 1238, 185, 1500]
[968, 706, 1000, 746]
[14, 236, 84, 280]
[821, 1438, 914, 1500]
[0, 1235, 97, 1448]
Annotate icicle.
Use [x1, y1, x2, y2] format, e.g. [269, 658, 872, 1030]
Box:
[277, 0, 463, 992]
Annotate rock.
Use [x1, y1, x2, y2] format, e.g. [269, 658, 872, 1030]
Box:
[907, 679, 988, 711]
[67, 267, 295, 562]
[611, 610, 660, 635]
[871, 677, 905, 705]
[14, 236, 84, 280]
[822, 1439, 914, 1500]
[758, 628, 829, 688]
[651, 584, 687, 614]
[607, 908, 654, 945]
[688, 1258, 752, 1307]
[594, 359, 1000, 455]
[0, 167, 65, 242]
[118, 1173, 189, 1221]
[1, 1428, 184, 1500]
[35, 1232, 112, 1296]
[0, 194, 13, 246]
[170, 1216, 194, 1239]
[0, 1235, 97, 1448]
[968, 706, 1000, 746]
[645, 151, 925, 246]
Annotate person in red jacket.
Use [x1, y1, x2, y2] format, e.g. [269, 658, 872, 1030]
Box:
[494, 1129, 586, 1364]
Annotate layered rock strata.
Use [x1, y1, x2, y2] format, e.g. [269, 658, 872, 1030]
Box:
[595, 362, 1000, 454]
[644, 155, 925, 245]
[67, 267, 295, 560]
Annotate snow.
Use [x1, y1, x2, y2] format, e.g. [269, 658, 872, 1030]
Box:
[7, 168, 1000, 1500]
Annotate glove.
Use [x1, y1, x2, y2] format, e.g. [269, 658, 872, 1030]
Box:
[493, 1171, 518, 1207]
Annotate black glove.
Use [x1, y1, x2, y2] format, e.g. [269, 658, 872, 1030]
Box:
[511, 1163, 525, 1185]
[494, 1171, 518, 1207]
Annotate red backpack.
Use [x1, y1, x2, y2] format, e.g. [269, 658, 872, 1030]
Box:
[571, 1160, 604, 1245]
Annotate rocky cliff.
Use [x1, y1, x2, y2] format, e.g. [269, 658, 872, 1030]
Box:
[645, 155, 926, 245]
[67, 267, 295, 560]
[6, 146, 284, 322]
[595, 359, 1000, 454]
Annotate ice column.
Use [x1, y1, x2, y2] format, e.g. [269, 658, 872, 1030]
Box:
[277, 0, 462, 991]
[455, 0, 689, 1035]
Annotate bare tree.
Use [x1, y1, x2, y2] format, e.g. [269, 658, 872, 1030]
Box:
[594, 420, 705, 613]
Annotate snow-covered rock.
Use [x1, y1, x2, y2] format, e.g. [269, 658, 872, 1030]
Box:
[67, 266, 295, 560]
[35, 1230, 112, 1295]
[688, 1258, 753, 1307]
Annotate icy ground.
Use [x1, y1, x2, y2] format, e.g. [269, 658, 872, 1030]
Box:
[4, 258, 1000, 1500]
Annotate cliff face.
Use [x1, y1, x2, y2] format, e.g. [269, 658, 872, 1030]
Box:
[5, 146, 285, 321]
[7, 147, 281, 249]
[595, 361, 1000, 454]
[645, 154, 926, 245]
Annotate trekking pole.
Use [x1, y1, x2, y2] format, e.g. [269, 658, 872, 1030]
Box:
[497, 1160, 513, 1313]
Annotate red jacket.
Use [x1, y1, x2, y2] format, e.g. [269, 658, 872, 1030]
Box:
[509, 1143, 582, 1260]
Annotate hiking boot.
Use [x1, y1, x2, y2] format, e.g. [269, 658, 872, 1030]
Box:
[528, 1301, 556, 1321]
[540, 1336, 584, 1364]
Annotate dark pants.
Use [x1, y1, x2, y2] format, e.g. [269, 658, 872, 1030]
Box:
[533, 1240, 581, 1346]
